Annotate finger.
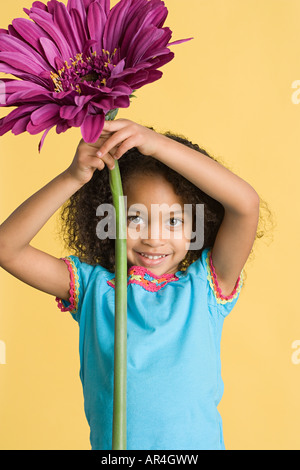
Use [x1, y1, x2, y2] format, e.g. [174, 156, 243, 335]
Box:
[102, 118, 129, 133]
[113, 136, 137, 160]
[97, 128, 132, 158]
[86, 133, 111, 150]
[85, 154, 105, 171]
[95, 152, 115, 170]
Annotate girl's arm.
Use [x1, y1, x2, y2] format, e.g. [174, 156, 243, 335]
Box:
[96, 119, 260, 296]
[0, 138, 115, 301]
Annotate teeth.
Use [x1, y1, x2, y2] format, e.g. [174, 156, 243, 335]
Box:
[140, 253, 167, 260]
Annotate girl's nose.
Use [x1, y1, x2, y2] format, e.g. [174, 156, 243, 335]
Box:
[141, 239, 166, 249]
[141, 222, 167, 243]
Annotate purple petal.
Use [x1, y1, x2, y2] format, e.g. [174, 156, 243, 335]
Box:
[76, 82, 111, 97]
[7, 93, 50, 106]
[23, 1, 47, 16]
[117, 68, 163, 90]
[54, 56, 65, 70]
[99, 81, 132, 96]
[0, 52, 47, 75]
[146, 51, 175, 70]
[110, 59, 125, 76]
[51, 90, 73, 101]
[67, 0, 86, 18]
[146, 3, 168, 28]
[60, 104, 83, 120]
[70, 8, 88, 47]
[12, 115, 32, 135]
[129, 0, 150, 15]
[46, 0, 57, 15]
[126, 26, 162, 66]
[90, 97, 114, 110]
[103, 0, 132, 52]
[0, 63, 48, 86]
[109, 61, 152, 83]
[113, 95, 130, 108]
[56, 121, 71, 134]
[74, 94, 93, 107]
[0, 34, 50, 71]
[51, 2, 81, 55]
[168, 38, 194, 46]
[87, 1, 106, 54]
[32, 1, 48, 11]
[81, 112, 105, 143]
[134, 69, 163, 89]
[27, 117, 58, 135]
[0, 105, 39, 135]
[109, 83, 132, 95]
[30, 103, 60, 126]
[120, 0, 169, 56]
[82, 39, 98, 56]
[112, 69, 148, 89]
[29, 9, 72, 60]
[7, 24, 24, 42]
[3, 105, 39, 120]
[141, 27, 172, 57]
[68, 108, 87, 127]
[3, 80, 46, 94]
[99, 0, 110, 17]
[4, 80, 51, 106]
[39, 126, 53, 152]
[141, 46, 171, 64]
[12, 18, 51, 55]
[39, 37, 61, 69]
[122, 0, 150, 32]
[120, 4, 154, 57]
[81, 0, 101, 12]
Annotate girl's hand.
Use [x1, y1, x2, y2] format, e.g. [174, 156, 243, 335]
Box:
[95, 119, 162, 166]
[65, 133, 118, 186]
[65, 119, 161, 186]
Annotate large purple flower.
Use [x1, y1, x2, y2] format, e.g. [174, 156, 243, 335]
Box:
[0, 0, 192, 150]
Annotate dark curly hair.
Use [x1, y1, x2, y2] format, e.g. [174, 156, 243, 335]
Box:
[57, 127, 275, 285]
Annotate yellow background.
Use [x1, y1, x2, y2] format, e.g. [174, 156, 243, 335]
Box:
[0, 0, 299, 450]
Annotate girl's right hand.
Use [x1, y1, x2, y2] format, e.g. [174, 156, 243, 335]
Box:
[66, 135, 117, 186]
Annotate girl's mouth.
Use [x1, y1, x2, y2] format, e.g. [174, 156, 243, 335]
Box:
[136, 252, 170, 267]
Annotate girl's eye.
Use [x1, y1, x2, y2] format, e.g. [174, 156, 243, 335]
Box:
[168, 218, 183, 227]
[128, 215, 143, 225]
[127, 216, 182, 227]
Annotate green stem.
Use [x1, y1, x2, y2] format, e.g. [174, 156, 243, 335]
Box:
[109, 160, 127, 450]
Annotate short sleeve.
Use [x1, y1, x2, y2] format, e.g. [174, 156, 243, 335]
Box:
[55, 255, 93, 322]
[188, 247, 244, 317]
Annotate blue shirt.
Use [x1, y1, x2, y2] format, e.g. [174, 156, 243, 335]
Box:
[55, 247, 243, 450]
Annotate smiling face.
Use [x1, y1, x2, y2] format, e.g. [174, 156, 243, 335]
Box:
[124, 172, 193, 276]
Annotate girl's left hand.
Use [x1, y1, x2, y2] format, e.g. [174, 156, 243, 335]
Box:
[95, 119, 162, 168]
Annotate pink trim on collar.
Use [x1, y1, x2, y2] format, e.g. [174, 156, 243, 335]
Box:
[107, 265, 180, 292]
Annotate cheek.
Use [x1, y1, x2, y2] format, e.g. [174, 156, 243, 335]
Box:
[127, 226, 142, 244]
[183, 220, 193, 240]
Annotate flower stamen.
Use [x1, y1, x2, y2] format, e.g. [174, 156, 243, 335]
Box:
[50, 50, 116, 94]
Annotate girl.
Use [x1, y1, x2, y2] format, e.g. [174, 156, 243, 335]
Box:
[0, 119, 262, 450]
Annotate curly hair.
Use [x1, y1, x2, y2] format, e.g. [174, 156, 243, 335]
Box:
[57, 128, 275, 285]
